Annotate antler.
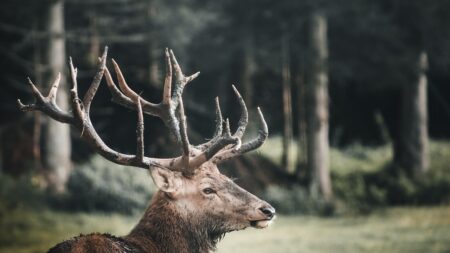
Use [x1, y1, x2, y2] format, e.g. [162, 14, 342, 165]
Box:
[18, 47, 268, 176]
[18, 47, 176, 171]
[104, 48, 268, 170]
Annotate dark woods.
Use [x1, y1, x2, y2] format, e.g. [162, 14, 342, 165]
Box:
[1, 0, 450, 207]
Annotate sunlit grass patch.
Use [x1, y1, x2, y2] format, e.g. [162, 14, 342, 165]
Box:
[218, 206, 450, 253]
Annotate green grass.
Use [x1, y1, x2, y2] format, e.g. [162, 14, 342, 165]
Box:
[1, 206, 449, 253]
[219, 206, 450, 253]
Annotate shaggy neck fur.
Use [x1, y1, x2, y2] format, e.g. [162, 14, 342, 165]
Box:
[124, 191, 226, 253]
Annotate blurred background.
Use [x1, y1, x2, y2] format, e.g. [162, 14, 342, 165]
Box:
[1, 0, 450, 252]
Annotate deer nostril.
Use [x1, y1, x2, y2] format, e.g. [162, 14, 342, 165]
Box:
[259, 206, 276, 219]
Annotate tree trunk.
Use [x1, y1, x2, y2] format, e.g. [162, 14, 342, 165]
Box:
[281, 30, 294, 173]
[296, 69, 308, 179]
[395, 52, 429, 176]
[43, 0, 71, 194]
[241, 35, 255, 108]
[147, 0, 160, 88]
[306, 12, 333, 203]
[32, 18, 43, 171]
[88, 12, 100, 66]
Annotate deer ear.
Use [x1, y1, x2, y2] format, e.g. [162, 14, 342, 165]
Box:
[150, 166, 182, 193]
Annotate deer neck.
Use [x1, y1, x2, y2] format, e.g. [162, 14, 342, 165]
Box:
[125, 191, 219, 253]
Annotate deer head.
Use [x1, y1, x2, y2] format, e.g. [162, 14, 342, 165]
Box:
[19, 47, 275, 252]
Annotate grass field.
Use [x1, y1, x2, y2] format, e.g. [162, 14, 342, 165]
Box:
[1, 206, 449, 253]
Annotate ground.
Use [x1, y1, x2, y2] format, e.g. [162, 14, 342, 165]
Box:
[218, 206, 450, 253]
[1, 206, 449, 253]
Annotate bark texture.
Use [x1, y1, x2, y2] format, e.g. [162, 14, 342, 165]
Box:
[296, 70, 308, 178]
[241, 35, 255, 107]
[147, 0, 160, 88]
[43, 0, 72, 193]
[306, 12, 333, 203]
[281, 31, 294, 172]
[395, 52, 429, 176]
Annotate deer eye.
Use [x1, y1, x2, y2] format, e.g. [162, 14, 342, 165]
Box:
[202, 188, 215, 195]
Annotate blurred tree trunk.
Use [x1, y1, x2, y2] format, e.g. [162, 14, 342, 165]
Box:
[281, 29, 294, 173]
[88, 12, 100, 66]
[147, 0, 160, 88]
[296, 69, 308, 179]
[395, 52, 429, 176]
[306, 12, 333, 203]
[43, 0, 72, 194]
[241, 35, 255, 107]
[32, 19, 43, 172]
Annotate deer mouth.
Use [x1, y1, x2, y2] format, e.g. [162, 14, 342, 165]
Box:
[250, 219, 273, 229]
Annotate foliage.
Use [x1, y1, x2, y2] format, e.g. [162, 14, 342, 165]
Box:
[63, 155, 156, 214]
[0, 173, 47, 214]
[260, 138, 450, 213]
[262, 185, 333, 215]
[2, 139, 449, 216]
[0, 155, 156, 215]
[333, 141, 450, 212]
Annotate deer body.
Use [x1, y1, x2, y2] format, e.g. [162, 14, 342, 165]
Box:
[20, 48, 275, 253]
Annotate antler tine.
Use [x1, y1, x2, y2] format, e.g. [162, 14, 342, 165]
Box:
[238, 107, 268, 152]
[231, 85, 248, 138]
[212, 107, 268, 164]
[136, 97, 145, 163]
[17, 77, 45, 111]
[195, 97, 223, 150]
[111, 58, 140, 101]
[47, 72, 61, 103]
[169, 49, 200, 109]
[28, 77, 45, 101]
[177, 95, 190, 169]
[18, 73, 74, 124]
[104, 59, 161, 117]
[104, 66, 141, 111]
[162, 48, 172, 105]
[190, 85, 251, 167]
[68, 57, 85, 123]
[213, 97, 224, 137]
[196, 86, 247, 152]
[83, 47, 108, 115]
[189, 118, 240, 168]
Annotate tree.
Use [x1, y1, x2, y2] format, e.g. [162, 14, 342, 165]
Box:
[296, 65, 307, 179]
[395, 51, 429, 176]
[43, 0, 71, 193]
[146, 0, 161, 87]
[240, 33, 255, 108]
[306, 12, 333, 203]
[281, 27, 294, 173]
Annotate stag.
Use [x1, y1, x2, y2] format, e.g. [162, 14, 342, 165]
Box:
[18, 47, 275, 253]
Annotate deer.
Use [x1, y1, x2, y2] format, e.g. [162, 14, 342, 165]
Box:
[18, 47, 275, 253]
